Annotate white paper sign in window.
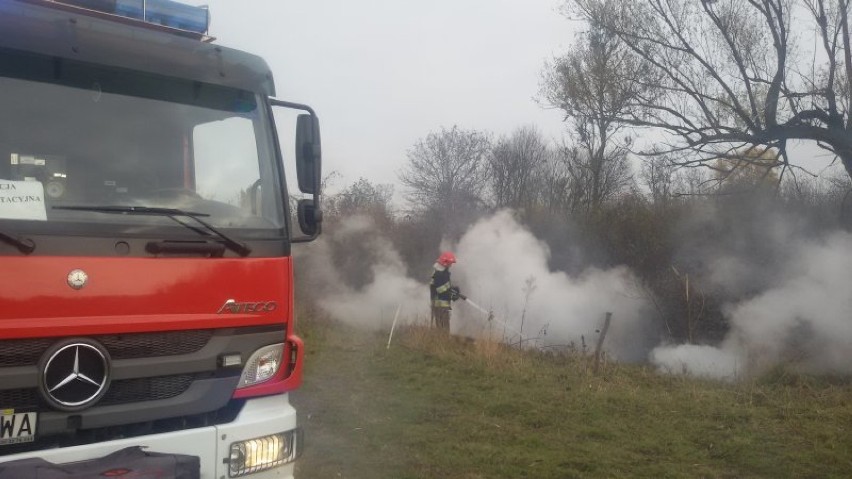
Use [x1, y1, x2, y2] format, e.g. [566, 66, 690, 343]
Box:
[0, 180, 47, 221]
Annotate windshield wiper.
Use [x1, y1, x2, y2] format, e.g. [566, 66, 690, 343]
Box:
[0, 231, 35, 254]
[53, 205, 252, 257]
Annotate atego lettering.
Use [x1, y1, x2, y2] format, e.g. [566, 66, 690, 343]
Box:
[216, 299, 278, 314]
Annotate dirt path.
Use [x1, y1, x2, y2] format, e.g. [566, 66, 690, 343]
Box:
[292, 327, 405, 478]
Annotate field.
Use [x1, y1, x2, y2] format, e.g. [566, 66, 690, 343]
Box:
[292, 319, 852, 478]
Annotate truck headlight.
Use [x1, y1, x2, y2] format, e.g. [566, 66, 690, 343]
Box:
[237, 344, 283, 388]
[228, 429, 301, 477]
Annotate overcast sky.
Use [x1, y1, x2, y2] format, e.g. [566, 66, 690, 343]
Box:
[183, 0, 574, 195]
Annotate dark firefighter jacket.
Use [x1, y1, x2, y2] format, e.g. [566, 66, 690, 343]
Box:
[430, 265, 452, 308]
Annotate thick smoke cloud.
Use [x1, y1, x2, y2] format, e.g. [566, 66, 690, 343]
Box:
[652, 231, 852, 379]
[301, 211, 656, 361]
[295, 216, 428, 330]
[299, 210, 852, 380]
[451, 211, 656, 361]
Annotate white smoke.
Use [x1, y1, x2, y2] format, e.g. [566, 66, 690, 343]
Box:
[450, 211, 655, 361]
[305, 211, 852, 379]
[303, 211, 656, 360]
[296, 215, 428, 330]
[650, 344, 744, 380]
[651, 231, 852, 379]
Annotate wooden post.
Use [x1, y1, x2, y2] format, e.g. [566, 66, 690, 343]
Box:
[593, 312, 612, 374]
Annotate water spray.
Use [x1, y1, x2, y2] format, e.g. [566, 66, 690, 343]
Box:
[454, 292, 525, 339]
[460, 296, 489, 317]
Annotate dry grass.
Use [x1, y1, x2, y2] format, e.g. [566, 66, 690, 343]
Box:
[295, 320, 852, 479]
[398, 324, 550, 373]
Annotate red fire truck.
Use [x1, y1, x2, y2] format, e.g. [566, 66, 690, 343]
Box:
[0, 0, 321, 477]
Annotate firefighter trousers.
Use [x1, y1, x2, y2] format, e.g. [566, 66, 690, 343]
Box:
[431, 306, 450, 331]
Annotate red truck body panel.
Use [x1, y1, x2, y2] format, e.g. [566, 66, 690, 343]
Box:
[1, 255, 304, 397]
[0, 257, 294, 339]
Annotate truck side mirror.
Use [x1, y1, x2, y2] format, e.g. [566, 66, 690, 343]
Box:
[295, 114, 321, 195]
[297, 198, 322, 237]
[270, 99, 323, 242]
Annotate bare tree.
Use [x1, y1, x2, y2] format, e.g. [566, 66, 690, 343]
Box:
[326, 177, 394, 226]
[542, 14, 649, 211]
[399, 126, 491, 214]
[488, 126, 552, 210]
[641, 155, 678, 203]
[674, 166, 712, 196]
[558, 141, 635, 212]
[571, 0, 852, 181]
[538, 149, 574, 213]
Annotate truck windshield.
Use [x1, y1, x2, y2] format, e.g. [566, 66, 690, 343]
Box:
[0, 49, 285, 239]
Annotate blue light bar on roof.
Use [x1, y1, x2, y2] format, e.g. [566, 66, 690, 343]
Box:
[116, 0, 209, 34]
[52, 0, 209, 35]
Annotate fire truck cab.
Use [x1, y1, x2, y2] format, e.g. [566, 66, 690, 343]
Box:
[0, 1, 321, 477]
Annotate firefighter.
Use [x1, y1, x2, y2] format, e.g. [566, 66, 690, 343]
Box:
[430, 251, 461, 331]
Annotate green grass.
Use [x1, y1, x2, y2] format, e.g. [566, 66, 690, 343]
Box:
[292, 319, 852, 478]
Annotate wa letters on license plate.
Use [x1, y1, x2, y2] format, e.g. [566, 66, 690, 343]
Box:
[0, 409, 37, 445]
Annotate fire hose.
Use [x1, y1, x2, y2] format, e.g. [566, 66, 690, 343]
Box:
[387, 287, 525, 348]
[451, 287, 524, 338]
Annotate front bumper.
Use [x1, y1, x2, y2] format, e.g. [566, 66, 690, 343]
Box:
[0, 394, 298, 479]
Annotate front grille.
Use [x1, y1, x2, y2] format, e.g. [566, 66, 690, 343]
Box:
[0, 375, 196, 410]
[0, 330, 214, 367]
[101, 374, 195, 405]
[0, 388, 38, 408]
[99, 330, 214, 359]
[0, 339, 53, 367]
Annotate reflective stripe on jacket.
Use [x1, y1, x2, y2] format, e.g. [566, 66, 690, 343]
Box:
[429, 264, 452, 309]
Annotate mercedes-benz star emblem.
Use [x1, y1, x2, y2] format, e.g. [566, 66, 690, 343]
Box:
[67, 269, 88, 290]
[39, 341, 110, 411]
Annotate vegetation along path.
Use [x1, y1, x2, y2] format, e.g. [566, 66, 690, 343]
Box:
[292, 320, 852, 478]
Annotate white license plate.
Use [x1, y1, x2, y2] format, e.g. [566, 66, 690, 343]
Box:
[0, 409, 37, 446]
